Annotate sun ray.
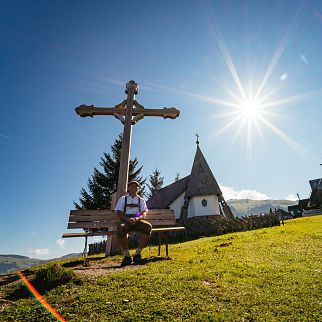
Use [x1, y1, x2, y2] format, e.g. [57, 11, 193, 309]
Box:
[220, 85, 246, 106]
[230, 116, 248, 146]
[256, 85, 283, 106]
[253, 4, 305, 102]
[215, 114, 244, 135]
[204, 4, 247, 101]
[246, 118, 253, 157]
[257, 115, 307, 155]
[253, 117, 266, 143]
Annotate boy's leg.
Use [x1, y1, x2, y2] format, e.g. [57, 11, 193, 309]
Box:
[137, 233, 150, 253]
[133, 220, 152, 263]
[117, 223, 132, 266]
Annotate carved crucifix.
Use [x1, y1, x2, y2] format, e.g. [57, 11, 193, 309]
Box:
[76, 80, 180, 202]
[75, 80, 180, 254]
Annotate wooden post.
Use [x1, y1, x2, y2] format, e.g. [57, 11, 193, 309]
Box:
[116, 81, 137, 202]
[108, 81, 137, 255]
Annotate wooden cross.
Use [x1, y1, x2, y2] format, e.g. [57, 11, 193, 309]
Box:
[75, 80, 180, 254]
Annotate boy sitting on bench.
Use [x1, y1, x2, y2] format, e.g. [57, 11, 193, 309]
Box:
[114, 180, 152, 266]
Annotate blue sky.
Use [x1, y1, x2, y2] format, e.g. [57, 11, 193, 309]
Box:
[1, 0, 322, 259]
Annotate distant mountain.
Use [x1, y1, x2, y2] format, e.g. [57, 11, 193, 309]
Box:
[0, 255, 44, 275]
[0, 253, 82, 275]
[227, 199, 297, 217]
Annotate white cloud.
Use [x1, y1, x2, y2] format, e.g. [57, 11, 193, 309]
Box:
[56, 239, 65, 249]
[29, 248, 50, 256]
[220, 185, 271, 200]
[280, 73, 288, 81]
[285, 193, 298, 201]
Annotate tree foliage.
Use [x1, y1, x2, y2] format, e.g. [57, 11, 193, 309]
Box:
[74, 134, 146, 210]
[147, 168, 164, 198]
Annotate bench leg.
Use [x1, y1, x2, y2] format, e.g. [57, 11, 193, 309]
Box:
[165, 233, 169, 257]
[105, 235, 112, 256]
[157, 232, 169, 257]
[158, 233, 161, 256]
[84, 236, 88, 266]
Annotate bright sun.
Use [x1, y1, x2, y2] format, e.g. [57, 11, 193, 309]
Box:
[240, 99, 260, 119]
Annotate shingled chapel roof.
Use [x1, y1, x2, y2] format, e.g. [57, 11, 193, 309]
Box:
[147, 144, 223, 208]
[185, 145, 222, 197]
[147, 175, 190, 209]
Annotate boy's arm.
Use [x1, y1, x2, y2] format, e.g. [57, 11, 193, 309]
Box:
[138, 198, 148, 220]
[115, 197, 130, 223]
[117, 210, 131, 223]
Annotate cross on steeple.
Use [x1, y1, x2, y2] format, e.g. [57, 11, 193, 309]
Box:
[195, 133, 199, 145]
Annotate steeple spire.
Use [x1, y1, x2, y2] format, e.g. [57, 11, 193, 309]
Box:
[186, 143, 222, 197]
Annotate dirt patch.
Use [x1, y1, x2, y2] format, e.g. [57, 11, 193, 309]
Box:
[71, 260, 139, 278]
[68, 256, 168, 278]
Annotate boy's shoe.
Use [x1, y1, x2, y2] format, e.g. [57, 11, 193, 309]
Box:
[120, 256, 132, 267]
[133, 254, 142, 265]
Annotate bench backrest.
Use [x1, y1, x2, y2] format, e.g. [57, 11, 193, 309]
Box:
[67, 208, 177, 231]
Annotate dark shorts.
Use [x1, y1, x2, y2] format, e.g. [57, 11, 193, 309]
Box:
[117, 220, 152, 238]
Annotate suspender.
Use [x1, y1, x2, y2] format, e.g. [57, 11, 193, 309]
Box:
[123, 195, 141, 214]
[123, 196, 127, 213]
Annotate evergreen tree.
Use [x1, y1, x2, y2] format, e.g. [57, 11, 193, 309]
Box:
[147, 168, 164, 198]
[74, 134, 146, 210]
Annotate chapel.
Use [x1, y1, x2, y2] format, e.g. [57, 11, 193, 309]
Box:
[147, 140, 234, 222]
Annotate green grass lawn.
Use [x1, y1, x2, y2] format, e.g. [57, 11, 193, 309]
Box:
[1, 216, 321, 321]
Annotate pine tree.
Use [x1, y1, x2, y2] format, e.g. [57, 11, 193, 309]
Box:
[147, 168, 164, 198]
[74, 134, 146, 210]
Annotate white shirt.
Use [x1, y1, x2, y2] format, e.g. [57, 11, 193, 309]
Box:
[114, 194, 148, 216]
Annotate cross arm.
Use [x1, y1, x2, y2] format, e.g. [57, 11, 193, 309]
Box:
[75, 104, 180, 119]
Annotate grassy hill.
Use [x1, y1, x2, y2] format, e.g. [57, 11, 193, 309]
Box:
[227, 199, 297, 217]
[1, 216, 321, 321]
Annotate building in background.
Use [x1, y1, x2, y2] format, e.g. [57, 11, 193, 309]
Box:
[147, 141, 234, 222]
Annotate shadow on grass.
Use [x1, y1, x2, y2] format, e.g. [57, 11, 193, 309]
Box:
[143, 256, 170, 264]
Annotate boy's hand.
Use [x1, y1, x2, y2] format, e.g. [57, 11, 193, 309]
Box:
[129, 217, 139, 224]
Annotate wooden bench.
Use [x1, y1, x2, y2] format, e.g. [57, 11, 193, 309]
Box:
[62, 209, 186, 264]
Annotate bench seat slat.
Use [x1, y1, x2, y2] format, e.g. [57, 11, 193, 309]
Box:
[146, 219, 177, 226]
[62, 232, 88, 238]
[69, 216, 119, 222]
[67, 222, 118, 229]
[70, 209, 174, 216]
[62, 231, 114, 238]
[70, 213, 175, 220]
[70, 209, 114, 213]
[148, 209, 173, 213]
[152, 226, 186, 232]
[67, 221, 179, 228]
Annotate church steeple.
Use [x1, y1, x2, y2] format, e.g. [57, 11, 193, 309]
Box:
[185, 140, 222, 197]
